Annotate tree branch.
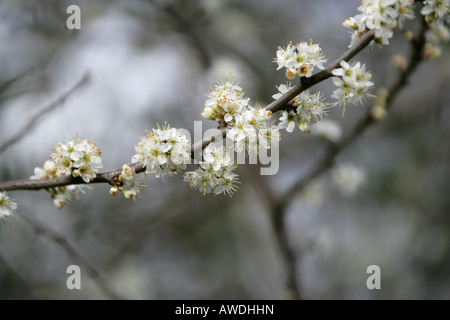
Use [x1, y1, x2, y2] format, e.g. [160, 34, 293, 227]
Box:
[0, 31, 376, 192]
[266, 19, 428, 300]
[266, 30, 375, 114]
[280, 20, 427, 206]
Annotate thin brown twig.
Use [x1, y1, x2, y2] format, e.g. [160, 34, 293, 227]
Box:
[0, 72, 90, 155]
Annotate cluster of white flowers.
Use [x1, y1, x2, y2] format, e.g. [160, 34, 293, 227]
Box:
[50, 136, 103, 183]
[344, 0, 415, 47]
[183, 143, 239, 196]
[421, 0, 450, 23]
[274, 84, 330, 133]
[109, 164, 147, 200]
[331, 60, 374, 113]
[30, 160, 87, 209]
[0, 191, 17, 225]
[29, 136, 102, 209]
[202, 80, 277, 154]
[275, 40, 327, 79]
[131, 123, 191, 179]
[227, 105, 279, 153]
[201, 81, 250, 123]
[421, 0, 450, 58]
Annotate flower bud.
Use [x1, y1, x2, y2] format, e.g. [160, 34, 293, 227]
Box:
[201, 107, 217, 120]
[370, 88, 388, 121]
[423, 43, 441, 59]
[403, 30, 414, 41]
[343, 17, 358, 30]
[120, 164, 134, 181]
[285, 68, 297, 80]
[123, 190, 136, 199]
[72, 169, 80, 177]
[391, 54, 407, 71]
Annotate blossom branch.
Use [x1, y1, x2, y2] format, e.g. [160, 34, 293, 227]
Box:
[266, 30, 375, 114]
[280, 19, 427, 206]
[263, 18, 428, 300]
[0, 30, 376, 192]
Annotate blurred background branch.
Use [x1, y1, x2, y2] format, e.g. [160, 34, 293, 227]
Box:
[18, 207, 121, 299]
[0, 72, 90, 156]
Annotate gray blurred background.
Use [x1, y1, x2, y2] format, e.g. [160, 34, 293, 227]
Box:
[0, 0, 449, 299]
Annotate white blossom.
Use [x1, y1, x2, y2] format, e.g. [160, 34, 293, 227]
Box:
[30, 160, 87, 209]
[0, 192, 17, 225]
[343, 14, 368, 47]
[258, 126, 281, 150]
[344, 0, 416, 47]
[131, 124, 190, 179]
[332, 60, 374, 110]
[272, 83, 293, 100]
[421, 0, 450, 22]
[274, 86, 330, 133]
[183, 143, 239, 196]
[32, 136, 98, 209]
[202, 79, 276, 154]
[397, 0, 416, 28]
[275, 40, 327, 79]
[50, 136, 103, 183]
[51, 185, 86, 209]
[109, 164, 147, 200]
[227, 106, 273, 153]
[30, 160, 58, 180]
[278, 110, 298, 133]
[202, 80, 250, 123]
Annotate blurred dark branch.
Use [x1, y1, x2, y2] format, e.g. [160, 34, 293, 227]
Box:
[0, 67, 38, 97]
[0, 30, 375, 191]
[0, 251, 36, 298]
[0, 72, 90, 156]
[242, 165, 277, 210]
[19, 210, 121, 299]
[243, 164, 301, 299]
[0, 48, 58, 102]
[159, 2, 212, 69]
